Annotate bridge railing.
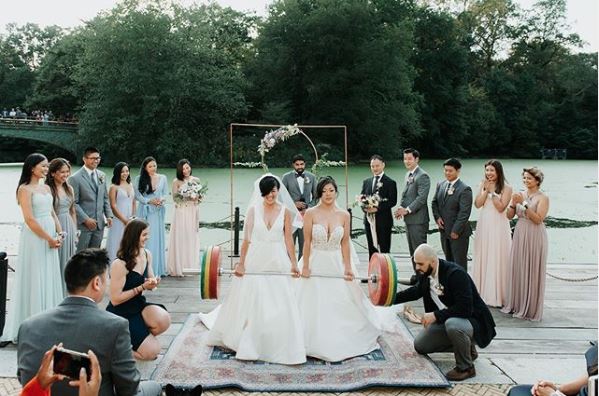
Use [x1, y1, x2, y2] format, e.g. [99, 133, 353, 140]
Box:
[0, 117, 78, 132]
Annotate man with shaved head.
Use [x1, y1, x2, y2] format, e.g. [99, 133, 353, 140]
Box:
[394, 244, 496, 381]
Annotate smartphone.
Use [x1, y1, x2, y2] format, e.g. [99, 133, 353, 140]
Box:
[53, 347, 91, 380]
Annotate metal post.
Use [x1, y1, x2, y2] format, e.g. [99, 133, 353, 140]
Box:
[348, 208, 353, 237]
[0, 252, 8, 338]
[233, 207, 240, 257]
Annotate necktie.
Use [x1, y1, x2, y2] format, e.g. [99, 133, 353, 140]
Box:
[373, 175, 380, 192]
[445, 181, 452, 196]
[91, 171, 98, 188]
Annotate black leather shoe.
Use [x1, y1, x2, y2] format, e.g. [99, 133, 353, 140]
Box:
[471, 345, 478, 361]
[445, 366, 476, 381]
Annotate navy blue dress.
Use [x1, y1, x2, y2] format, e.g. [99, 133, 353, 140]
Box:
[106, 268, 167, 350]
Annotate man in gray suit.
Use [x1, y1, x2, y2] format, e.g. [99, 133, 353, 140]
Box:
[281, 154, 317, 259]
[17, 248, 162, 396]
[70, 147, 112, 251]
[394, 148, 430, 284]
[432, 158, 473, 270]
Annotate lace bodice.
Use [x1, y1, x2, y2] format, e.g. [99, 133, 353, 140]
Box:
[311, 224, 344, 251]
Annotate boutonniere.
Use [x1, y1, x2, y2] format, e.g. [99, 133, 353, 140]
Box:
[304, 177, 310, 184]
[432, 282, 444, 296]
[447, 186, 454, 195]
[376, 181, 383, 189]
[407, 175, 414, 184]
[98, 174, 105, 184]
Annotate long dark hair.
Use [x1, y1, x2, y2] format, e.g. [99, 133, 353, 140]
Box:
[138, 156, 156, 194]
[176, 159, 191, 181]
[117, 219, 149, 272]
[485, 159, 506, 194]
[16, 153, 47, 198]
[112, 162, 131, 185]
[46, 158, 74, 210]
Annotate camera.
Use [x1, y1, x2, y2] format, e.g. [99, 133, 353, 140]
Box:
[53, 347, 92, 380]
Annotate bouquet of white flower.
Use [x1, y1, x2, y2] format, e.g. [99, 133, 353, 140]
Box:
[174, 180, 207, 205]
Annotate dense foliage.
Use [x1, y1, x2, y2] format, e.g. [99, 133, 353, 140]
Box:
[0, 0, 596, 165]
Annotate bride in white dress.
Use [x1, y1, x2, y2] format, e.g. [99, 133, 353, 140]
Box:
[199, 174, 306, 364]
[297, 176, 381, 361]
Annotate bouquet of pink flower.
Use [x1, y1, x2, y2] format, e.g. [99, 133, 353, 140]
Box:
[174, 180, 207, 204]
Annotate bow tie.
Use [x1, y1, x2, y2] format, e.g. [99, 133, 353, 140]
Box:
[296, 173, 305, 178]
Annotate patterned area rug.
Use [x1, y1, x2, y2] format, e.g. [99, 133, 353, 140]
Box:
[152, 312, 450, 392]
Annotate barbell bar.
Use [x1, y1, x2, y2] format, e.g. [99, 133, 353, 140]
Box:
[199, 245, 399, 306]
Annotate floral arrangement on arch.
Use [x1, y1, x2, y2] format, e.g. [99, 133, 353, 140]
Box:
[234, 124, 345, 174]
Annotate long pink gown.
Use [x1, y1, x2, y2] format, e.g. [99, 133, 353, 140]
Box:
[167, 200, 200, 276]
[472, 192, 512, 307]
[501, 192, 548, 321]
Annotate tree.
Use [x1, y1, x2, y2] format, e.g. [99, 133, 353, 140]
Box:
[26, 31, 86, 115]
[246, 0, 421, 160]
[75, 0, 253, 165]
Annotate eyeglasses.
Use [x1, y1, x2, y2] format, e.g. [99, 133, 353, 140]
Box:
[87, 156, 101, 161]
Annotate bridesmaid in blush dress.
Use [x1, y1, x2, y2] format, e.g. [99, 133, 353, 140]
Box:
[472, 160, 512, 307]
[502, 167, 549, 321]
[106, 162, 136, 263]
[0, 154, 64, 343]
[134, 157, 168, 277]
[46, 158, 78, 295]
[167, 159, 200, 276]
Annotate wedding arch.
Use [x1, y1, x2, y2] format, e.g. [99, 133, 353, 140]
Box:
[227, 122, 349, 262]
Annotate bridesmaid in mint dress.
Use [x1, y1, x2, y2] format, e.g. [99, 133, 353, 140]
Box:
[106, 162, 136, 263]
[1, 153, 64, 343]
[46, 158, 78, 295]
[134, 157, 168, 277]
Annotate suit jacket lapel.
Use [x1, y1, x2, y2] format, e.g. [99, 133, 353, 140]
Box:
[81, 169, 98, 193]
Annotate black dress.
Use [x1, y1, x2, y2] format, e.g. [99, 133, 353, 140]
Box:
[106, 268, 167, 350]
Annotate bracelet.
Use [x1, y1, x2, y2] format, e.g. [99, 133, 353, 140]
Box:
[141, 284, 145, 290]
[508, 205, 516, 209]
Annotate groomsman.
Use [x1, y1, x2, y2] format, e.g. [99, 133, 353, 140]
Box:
[360, 155, 397, 258]
[394, 148, 430, 284]
[393, 244, 496, 381]
[69, 147, 112, 251]
[431, 158, 472, 270]
[281, 154, 317, 259]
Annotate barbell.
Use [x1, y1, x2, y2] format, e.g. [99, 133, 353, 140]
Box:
[199, 246, 399, 306]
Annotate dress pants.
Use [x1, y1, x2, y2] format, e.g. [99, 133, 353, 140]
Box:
[77, 228, 103, 252]
[365, 221, 391, 258]
[439, 233, 469, 271]
[406, 223, 428, 270]
[413, 317, 474, 371]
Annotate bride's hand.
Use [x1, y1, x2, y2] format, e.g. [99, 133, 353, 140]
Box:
[290, 265, 300, 278]
[301, 267, 311, 278]
[344, 268, 355, 282]
[234, 263, 245, 277]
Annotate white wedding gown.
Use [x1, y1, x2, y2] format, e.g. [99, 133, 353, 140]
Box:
[199, 205, 306, 365]
[296, 224, 382, 361]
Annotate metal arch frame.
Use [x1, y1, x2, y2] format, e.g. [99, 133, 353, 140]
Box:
[228, 122, 349, 264]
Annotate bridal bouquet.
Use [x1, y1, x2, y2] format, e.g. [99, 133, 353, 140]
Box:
[355, 192, 387, 211]
[174, 180, 208, 205]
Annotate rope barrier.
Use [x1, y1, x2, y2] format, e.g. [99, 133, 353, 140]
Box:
[546, 272, 598, 282]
